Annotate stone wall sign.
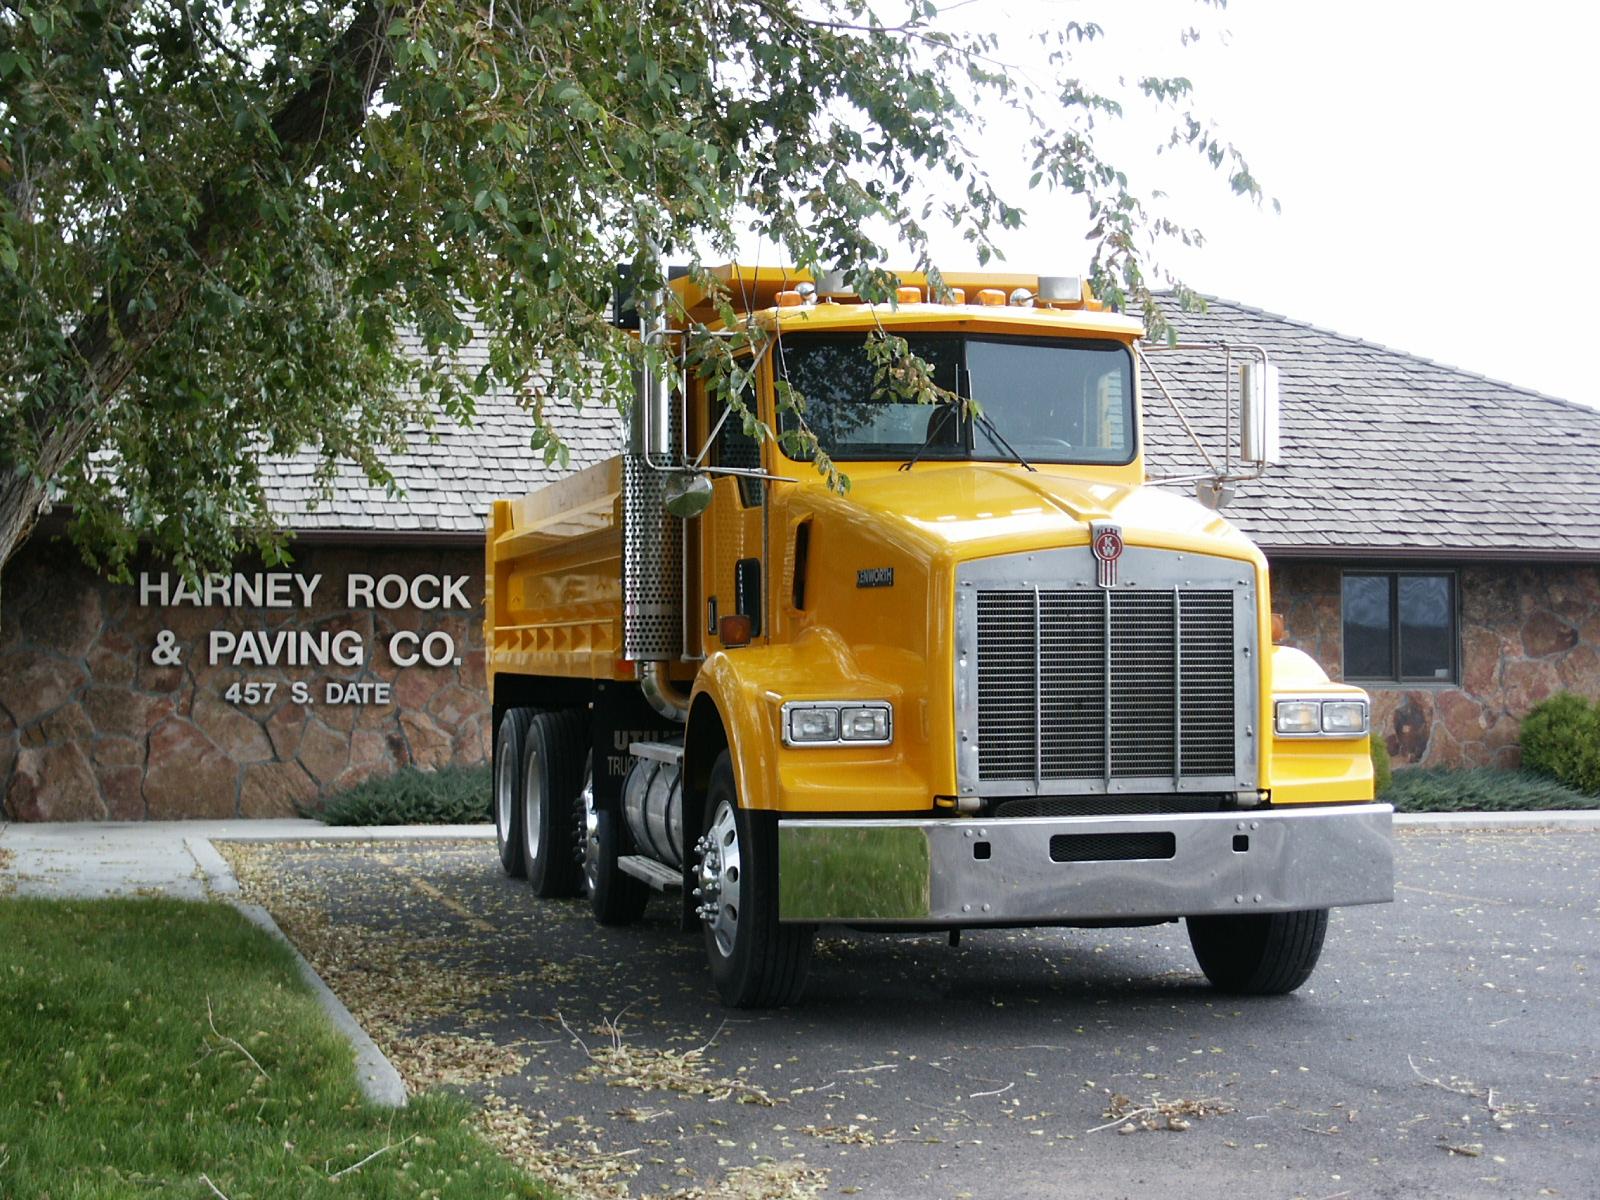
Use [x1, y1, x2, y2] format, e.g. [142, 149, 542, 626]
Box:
[139, 572, 472, 707]
[1, 542, 494, 821]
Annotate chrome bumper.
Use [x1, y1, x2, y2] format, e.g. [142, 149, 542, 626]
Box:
[777, 804, 1394, 925]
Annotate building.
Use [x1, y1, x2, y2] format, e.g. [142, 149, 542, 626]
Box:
[1145, 301, 1600, 769]
[2, 303, 1597, 820]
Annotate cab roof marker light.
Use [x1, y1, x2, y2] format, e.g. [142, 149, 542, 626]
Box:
[1037, 275, 1083, 304]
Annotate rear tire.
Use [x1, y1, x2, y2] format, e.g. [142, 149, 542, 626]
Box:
[1187, 908, 1329, 995]
[493, 708, 533, 878]
[697, 751, 813, 1008]
[585, 779, 651, 925]
[522, 709, 587, 898]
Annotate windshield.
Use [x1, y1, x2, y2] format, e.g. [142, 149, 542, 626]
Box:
[774, 333, 1135, 465]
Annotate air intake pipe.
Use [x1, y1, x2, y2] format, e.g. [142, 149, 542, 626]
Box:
[640, 661, 691, 722]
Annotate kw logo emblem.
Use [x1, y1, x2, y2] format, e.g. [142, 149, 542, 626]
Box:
[1091, 522, 1124, 588]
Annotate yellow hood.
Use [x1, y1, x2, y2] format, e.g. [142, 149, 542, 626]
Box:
[819, 463, 1260, 563]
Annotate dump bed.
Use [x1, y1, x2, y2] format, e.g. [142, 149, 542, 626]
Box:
[484, 456, 633, 686]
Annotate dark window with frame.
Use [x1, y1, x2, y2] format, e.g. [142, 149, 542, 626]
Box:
[711, 383, 764, 507]
[1341, 571, 1458, 683]
[773, 332, 1136, 466]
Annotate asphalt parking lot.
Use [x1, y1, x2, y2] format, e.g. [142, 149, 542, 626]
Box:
[222, 828, 1600, 1200]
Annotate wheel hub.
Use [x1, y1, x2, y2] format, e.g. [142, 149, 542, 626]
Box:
[693, 800, 742, 957]
[581, 781, 600, 889]
[494, 736, 515, 844]
[522, 750, 544, 865]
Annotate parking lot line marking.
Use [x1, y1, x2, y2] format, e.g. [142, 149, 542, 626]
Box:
[1395, 883, 1511, 907]
[392, 867, 496, 933]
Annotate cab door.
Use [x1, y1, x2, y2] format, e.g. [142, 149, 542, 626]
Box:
[694, 373, 768, 656]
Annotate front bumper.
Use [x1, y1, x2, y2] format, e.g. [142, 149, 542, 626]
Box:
[777, 803, 1393, 925]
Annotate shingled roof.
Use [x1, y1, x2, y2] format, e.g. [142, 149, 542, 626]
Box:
[1143, 298, 1600, 559]
[261, 302, 1600, 558]
[263, 333, 625, 537]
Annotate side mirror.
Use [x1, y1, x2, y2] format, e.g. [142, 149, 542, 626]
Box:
[664, 472, 713, 519]
[1239, 361, 1281, 465]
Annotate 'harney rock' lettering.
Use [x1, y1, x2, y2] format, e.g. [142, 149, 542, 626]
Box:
[141, 572, 321, 608]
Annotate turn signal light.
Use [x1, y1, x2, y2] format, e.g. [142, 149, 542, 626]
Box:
[718, 613, 753, 647]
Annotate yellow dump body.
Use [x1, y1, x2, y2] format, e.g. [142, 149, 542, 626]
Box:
[485, 457, 634, 688]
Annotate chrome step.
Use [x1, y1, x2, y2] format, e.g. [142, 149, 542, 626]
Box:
[618, 855, 682, 891]
[628, 740, 685, 765]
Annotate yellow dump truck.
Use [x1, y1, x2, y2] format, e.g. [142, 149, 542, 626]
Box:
[484, 266, 1392, 1007]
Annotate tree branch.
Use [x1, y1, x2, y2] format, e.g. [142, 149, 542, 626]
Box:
[1, 3, 398, 572]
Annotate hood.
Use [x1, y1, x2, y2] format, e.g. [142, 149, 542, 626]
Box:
[823, 463, 1259, 562]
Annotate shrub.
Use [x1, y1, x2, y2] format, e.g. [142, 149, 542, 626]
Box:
[317, 765, 492, 826]
[1369, 734, 1392, 798]
[1519, 693, 1600, 794]
[1386, 767, 1600, 813]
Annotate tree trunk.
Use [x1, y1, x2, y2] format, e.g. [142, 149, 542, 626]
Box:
[0, 467, 47, 596]
[0, 2, 396, 595]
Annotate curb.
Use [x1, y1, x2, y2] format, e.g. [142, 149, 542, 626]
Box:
[1394, 810, 1600, 830]
[190, 837, 409, 1109]
[218, 823, 496, 843]
[231, 902, 409, 1109]
[184, 836, 239, 895]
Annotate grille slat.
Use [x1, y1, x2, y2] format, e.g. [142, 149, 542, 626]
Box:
[976, 587, 1236, 784]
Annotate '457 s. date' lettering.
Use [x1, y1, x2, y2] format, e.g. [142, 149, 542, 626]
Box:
[224, 680, 393, 706]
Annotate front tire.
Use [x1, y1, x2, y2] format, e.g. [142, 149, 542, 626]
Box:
[696, 751, 813, 1008]
[521, 709, 586, 898]
[1187, 909, 1330, 995]
[493, 708, 533, 878]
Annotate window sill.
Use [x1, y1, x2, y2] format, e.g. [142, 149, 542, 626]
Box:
[1346, 679, 1461, 691]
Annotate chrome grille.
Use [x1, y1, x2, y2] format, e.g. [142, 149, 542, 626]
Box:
[975, 588, 1236, 784]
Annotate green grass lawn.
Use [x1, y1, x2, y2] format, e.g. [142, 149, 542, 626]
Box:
[0, 897, 548, 1200]
[1386, 766, 1600, 813]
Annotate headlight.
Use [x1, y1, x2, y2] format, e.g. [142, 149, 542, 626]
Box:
[1274, 700, 1321, 735]
[1320, 700, 1370, 735]
[840, 706, 891, 742]
[783, 701, 893, 746]
[788, 706, 840, 743]
[1275, 697, 1369, 738]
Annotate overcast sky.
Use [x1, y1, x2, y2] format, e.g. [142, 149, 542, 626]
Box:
[760, 0, 1598, 408]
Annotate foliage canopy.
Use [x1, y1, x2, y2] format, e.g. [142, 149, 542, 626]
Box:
[0, 0, 1259, 579]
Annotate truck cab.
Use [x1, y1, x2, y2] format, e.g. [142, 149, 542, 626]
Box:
[484, 265, 1393, 1008]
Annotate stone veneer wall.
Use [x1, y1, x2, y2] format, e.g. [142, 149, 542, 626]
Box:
[0, 539, 492, 821]
[1272, 560, 1600, 768]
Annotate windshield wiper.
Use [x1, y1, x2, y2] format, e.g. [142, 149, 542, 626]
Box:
[898, 402, 958, 472]
[973, 410, 1037, 472]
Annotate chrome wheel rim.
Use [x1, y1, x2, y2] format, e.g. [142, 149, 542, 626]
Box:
[581, 778, 600, 892]
[522, 748, 544, 868]
[494, 732, 516, 847]
[698, 799, 742, 958]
